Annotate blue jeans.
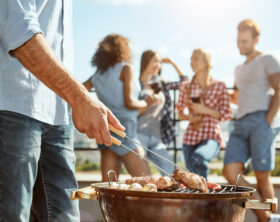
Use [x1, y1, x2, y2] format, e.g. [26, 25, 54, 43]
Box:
[138, 134, 174, 176]
[183, 140, 219, 179]
[0, 111, 79, 222]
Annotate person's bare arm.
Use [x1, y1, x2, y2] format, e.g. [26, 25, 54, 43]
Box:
[83, 77, 93, 91]
[191, 103, 221, 119]
[120, 64, 148, 110]
[138, 96, 152, 116]
[178, 113, 189, 121]
[161, 58, 184, 77]
[12, 33, 124, 146]
[229, 86, 239, 105]
[266, 73, 280, 125]
[138, 94, 161, 116]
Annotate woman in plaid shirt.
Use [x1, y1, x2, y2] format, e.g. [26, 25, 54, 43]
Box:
[177, 48, 232, 179]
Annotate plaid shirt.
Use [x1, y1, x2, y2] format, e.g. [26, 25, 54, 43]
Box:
[160, 76, 188, 144]
[177, 78, 232, 147]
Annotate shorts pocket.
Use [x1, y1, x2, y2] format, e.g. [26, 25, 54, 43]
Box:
[262, 114, 272, 129]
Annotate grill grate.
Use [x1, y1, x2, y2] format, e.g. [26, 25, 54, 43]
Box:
[167, 185, 242, 194]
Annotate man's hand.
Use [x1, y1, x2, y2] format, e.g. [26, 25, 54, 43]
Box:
[71, 96, 125, 146]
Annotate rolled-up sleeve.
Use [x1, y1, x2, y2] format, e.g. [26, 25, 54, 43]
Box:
[0, 0, 43, 53]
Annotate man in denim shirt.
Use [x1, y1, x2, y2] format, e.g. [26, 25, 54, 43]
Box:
[0, 1, 124, 221]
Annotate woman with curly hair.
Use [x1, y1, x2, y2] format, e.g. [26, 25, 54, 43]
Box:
[177, 48, 232, 179]
[83, 34, 152, 181]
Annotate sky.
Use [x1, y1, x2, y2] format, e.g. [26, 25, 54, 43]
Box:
[72, 0, 280, 87]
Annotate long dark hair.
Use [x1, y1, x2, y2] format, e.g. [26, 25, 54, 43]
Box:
[140, 50, 163, 93]
[139, 50, 162, 79]
[140, 50, 156, 77]
[91, 34, 131, 74]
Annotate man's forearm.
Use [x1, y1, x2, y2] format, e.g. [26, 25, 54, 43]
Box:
[12, 33, 88, 107]
[267, 92, 280, 124]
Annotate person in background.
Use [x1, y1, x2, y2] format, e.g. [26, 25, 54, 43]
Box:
[0, 1, 124, 221]
[138, 50, 187, 175]
[223, 19, 280, 222]
[83, 34, 152, 181]
[177, 48, 232, 180]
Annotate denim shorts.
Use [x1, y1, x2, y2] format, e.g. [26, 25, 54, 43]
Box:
[224, 111, 274, 171]
[99, 117, 139, 156]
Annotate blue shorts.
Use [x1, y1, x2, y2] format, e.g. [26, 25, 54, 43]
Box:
[99, 117, 139, 156]
[224, 111, 274, 171]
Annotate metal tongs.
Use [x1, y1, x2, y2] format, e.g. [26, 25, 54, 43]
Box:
[109, 124, 189, 177]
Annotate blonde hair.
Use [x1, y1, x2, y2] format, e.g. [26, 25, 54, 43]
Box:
[192, 48, 212, 71]
[188, 48, 212, 95]
[238, 19, 260, 38]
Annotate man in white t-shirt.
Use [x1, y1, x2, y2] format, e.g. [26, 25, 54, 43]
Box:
[223, 19, 280, 222]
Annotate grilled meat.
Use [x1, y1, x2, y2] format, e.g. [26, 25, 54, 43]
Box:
[142, 183, 157, 192]
[125, 176, 156, 186]
[125, 170, 213, 193]
[125, 176, 179, 191]
[207, 182, 221, 191]
[172, 169, 208, 193]
[155, 176, 179, 191]
[129, 183, 143, 191]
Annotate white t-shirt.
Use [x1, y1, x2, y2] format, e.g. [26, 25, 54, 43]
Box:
[235, 54, 280, 119]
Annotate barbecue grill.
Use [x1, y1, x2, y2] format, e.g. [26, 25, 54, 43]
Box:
[71, 125, 278, 222]
[72, 181, 277, 222]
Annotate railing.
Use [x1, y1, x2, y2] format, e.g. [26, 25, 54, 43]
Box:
[74, 88, 280, 165]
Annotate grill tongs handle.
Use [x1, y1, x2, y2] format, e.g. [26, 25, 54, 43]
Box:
[70, 186, 98, 200]
[245, 197, 278, 213]
[109, 124, 126, 146]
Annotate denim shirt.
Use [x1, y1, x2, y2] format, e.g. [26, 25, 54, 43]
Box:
[0, 0, 73, 125]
